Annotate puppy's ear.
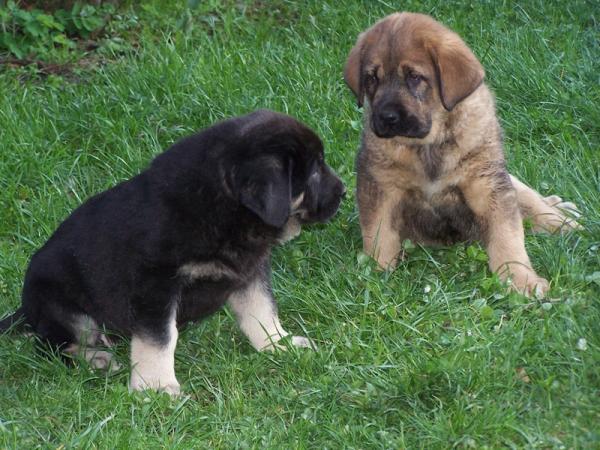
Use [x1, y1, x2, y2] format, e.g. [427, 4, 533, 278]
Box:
[427, 33, 485, 111]
[236, 162, 291, 229]
[344, 32, 367, 108]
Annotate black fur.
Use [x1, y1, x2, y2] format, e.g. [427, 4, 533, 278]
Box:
[1, 110, 345, 359]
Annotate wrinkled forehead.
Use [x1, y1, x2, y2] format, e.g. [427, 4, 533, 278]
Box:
[363, 16, 435, 73]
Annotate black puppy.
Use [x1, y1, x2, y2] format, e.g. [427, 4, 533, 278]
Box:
[1, 110, 345, 395]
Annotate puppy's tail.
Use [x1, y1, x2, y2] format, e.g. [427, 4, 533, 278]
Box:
[0, 307, 32, 333]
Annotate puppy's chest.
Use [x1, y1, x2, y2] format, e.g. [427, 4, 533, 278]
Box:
[370, 146, 461, 199]
[367, 146, 479, 237]
[384, 171, 480, 244]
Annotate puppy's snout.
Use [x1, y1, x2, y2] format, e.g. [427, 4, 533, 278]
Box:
[332, 172, 346, 199]
[373, 101, 431, 139]
[379, 111, 399, 125]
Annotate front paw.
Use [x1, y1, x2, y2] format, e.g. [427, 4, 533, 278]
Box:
[129, 371, 181, 396]
[508, 268, 549, 299]
[291, 336, 317, 349]
[261, 335, 317, 351]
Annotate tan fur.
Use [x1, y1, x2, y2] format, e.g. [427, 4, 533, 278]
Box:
[345, 12, 582, 298]
[278, 193, 306, 243]
[179, 261, 238, 281]
[130, 312, 180, 395]
[63, 315, 120, 371]
[227, 277, 314, 351]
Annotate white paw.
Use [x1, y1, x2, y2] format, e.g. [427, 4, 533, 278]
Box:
[544, 194, 562, 205]
[526, 278, 549, 299]
[161, 383, 182, 397]
[541, 196, 584, 232]
[291, 336, 317, 349]
[510, 268, 549, 299]
[554, 201, 581, 218]
[88, 350, 120, 371]
[260, 335, 317, 352]
[129, 371, 181, 396]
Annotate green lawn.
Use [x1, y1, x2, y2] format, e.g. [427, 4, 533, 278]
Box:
[1, 0, 598, 448]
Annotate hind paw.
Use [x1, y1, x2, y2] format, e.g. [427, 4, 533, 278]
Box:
[535, 196, 584, 233]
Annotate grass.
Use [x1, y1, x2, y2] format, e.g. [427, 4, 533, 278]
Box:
[0, 0, 599, 448]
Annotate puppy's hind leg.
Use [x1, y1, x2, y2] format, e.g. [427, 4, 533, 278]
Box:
[62, 315, 120, 371]
[228, 259, 314, 351]
[19, 282, 115, 367]
[510, 175, 583, 233]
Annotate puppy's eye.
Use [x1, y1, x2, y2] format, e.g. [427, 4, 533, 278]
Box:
[366, 74, 378, 85]
[409, 73, 421, 82]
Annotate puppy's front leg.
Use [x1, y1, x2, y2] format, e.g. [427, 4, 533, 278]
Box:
[461, 175, 549, 298]
[357, 175, 402, 270]
[228, 259, 313, 351]
[129, 289, 180, 395]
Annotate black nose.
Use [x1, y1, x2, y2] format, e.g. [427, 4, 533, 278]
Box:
[379, 111, 399, 125]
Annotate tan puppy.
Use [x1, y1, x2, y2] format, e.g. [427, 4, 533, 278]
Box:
[344, 12, 581, 298]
